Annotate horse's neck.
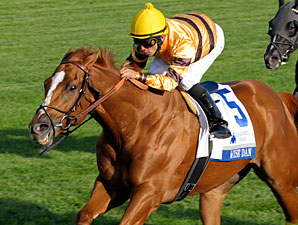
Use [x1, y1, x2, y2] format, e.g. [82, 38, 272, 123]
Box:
[91, 68, 177, 148]
[90, 64, 193, 151]
[90, 66, 149, 146]
[91, 64, 121, 94]
[92, 77, 172, 148]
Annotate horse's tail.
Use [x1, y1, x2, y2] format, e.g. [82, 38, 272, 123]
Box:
[278, 92, 298, 131]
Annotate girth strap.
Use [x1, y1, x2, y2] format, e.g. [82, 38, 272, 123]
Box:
[165, 137, 213, 203]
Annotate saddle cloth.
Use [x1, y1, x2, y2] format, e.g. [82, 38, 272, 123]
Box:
[185, 82, 256, 161]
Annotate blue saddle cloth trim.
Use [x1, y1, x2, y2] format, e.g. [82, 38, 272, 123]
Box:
[200, 81, 219, 94]
[210, 147, 256, 161]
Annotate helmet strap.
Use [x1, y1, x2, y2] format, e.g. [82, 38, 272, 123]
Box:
[154, 36, 164, 56]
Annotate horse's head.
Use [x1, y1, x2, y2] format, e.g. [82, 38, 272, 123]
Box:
[28, 48, 102, 147]
[264, 0, 298, 69]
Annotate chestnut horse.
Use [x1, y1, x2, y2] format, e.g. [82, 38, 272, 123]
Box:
[29, 47, 298, 225]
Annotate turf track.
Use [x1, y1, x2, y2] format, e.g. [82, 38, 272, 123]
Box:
[0, 0, 296, 224]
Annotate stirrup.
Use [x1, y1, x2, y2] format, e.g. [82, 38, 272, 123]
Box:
[209, 124, 232, 139]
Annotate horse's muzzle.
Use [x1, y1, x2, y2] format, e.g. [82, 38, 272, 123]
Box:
[28, 114, 55, 147]
[264, 43, 282, 70]
[264, 39, 293, 70]
[264, 54, 282, 70]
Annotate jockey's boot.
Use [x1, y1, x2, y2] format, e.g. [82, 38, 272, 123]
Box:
[187, 83, 232, 139]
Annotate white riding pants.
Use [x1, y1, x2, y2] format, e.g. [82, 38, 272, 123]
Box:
[148, 24, 225, 91]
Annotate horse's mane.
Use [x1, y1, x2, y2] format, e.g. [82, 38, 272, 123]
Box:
[71, 47, 119, 74]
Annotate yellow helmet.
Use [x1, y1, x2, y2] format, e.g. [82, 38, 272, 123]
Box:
[129, 3, 168, 39]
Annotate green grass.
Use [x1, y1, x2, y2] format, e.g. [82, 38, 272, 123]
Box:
[0, 0, 295, 224]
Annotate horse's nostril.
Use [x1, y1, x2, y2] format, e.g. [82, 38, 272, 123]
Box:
[33, 123, 49, 134]
[268, 57, 281, 66]
[269, 56, 277, 61]
[40, 123, 49, 131]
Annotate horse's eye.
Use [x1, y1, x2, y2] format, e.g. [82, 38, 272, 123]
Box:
[267, 27, 272, 36]
[286, 21, 298, 37]
[69, 85, 77, 91]
[267, 20, 273, 36]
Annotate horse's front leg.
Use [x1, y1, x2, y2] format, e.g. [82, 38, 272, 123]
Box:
[119, 183, 161, 225]
[76, 176, 128, 225]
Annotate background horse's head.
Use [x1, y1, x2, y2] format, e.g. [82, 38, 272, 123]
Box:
[264, 0, 298, 69]
[28, 48, 103, 147]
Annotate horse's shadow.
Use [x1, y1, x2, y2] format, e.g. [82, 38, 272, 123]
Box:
[0, 128, 100, 157]
[0, 198, 120, 225]
[152, 202, 278, 225]
[0, 197, 278, 225]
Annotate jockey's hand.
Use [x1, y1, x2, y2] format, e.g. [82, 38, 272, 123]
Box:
[121, 61, 141, 72]
[120, 67, 138, 80]
[121, 61, 132, 70]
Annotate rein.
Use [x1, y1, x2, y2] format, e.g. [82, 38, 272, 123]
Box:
[75, 77, 125, 119]
[39, 61, 125, 156]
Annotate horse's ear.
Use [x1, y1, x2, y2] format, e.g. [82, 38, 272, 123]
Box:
[293, 0, 298, 13]
[279, 0, 284, 8]
[66, 48, 73, 54]
[61, 48, 73, 62]
[82, 50, 100, 70]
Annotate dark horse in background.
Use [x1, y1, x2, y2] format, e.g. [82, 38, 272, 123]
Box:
[29, 48, 298, 224]
[264, 0, 298, 96]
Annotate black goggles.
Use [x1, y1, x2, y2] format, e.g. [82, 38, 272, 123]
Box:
[133, 38, 157, 48]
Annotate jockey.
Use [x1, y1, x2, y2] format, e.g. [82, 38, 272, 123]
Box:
[120, 3, 231, 139]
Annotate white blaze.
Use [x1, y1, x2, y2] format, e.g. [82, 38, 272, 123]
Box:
[39, 71, 65, 116]
[43, 71, 65, 106]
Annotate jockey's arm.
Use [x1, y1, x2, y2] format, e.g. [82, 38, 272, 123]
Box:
[135, 62, 189, 91]
[121, 39, 195, 92]
[140, 38, 196, 91]
[135, 42, 194, 91]
[120, 65, 182, 92]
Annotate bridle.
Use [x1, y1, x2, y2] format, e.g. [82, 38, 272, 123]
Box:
[38, 61, 92, 135]
[267, 2, 298, 62]
[269, 34, 298, 62]
[37, 61, 125, 156]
